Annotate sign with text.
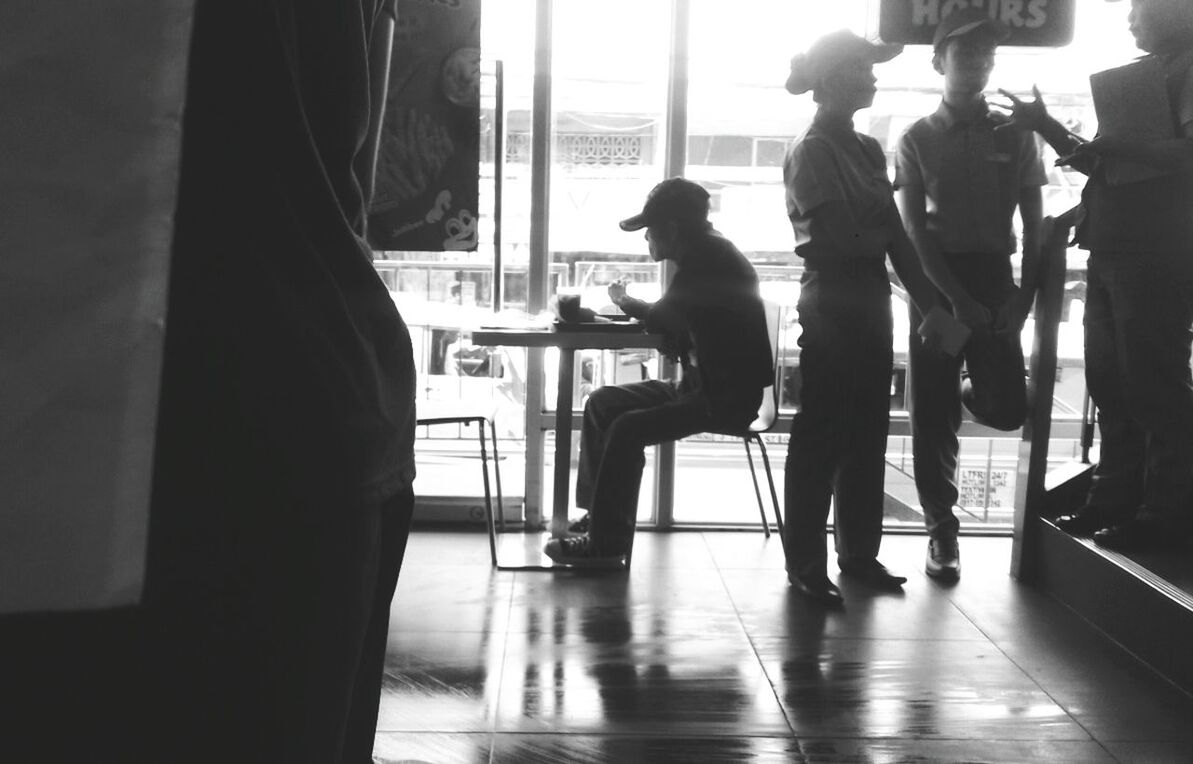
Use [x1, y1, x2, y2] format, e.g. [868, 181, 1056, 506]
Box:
[880, 0, 1076, 47]
[959, 467, 1015, 510]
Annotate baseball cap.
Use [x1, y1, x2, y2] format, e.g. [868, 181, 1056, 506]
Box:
[932, 7, 1011, 51]
[786, 29, 903, 95]
[619, 178, 711, 232]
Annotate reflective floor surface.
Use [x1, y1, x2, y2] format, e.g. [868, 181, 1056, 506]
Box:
[375, 531, 1193, 763]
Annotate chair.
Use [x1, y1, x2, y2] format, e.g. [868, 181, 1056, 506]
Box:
[707, 299, 786, 542]
[625, 299, 787, 570]
[416, 401, 505, 568]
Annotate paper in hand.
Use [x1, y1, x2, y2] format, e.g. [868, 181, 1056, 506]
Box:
[918, 306, 972, 357]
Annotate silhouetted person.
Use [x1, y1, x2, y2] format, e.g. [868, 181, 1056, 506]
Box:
[545, 178, 772, 568]
[997, 0, 1193, 551]
[895, 9, 1046, 581]
[781, 30, 942, 606]
[144, 2, 417, 761]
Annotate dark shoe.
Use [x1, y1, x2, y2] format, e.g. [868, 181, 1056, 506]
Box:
[567, 513, 590, 535]
[962, 377, 1026, 431]
[544, 535, 626, 569]
[925, 537, 960, 581]
[788, 573, 844, 606]
[839, 560, 907, 590]
[1092, 516, 1191, 552]
[1053, 508, 1107, 536]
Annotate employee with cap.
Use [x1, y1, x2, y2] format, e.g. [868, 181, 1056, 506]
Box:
[895, 8, 1046, 582]
[995, 0, 1193, 552]
[545, 178, 772, 568]
[781, 30, 942, 604]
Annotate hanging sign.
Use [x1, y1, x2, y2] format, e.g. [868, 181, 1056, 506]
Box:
[879, 0, 1077, 47]
[369, 0, 482, 252]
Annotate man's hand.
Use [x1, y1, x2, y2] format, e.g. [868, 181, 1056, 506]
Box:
[991, 85, 1051, 132]
[952, 296, 991, 333]
[992, 287, 1032, 336]
[1058, 135, 1125, 164]
[607, 279, 628, 306]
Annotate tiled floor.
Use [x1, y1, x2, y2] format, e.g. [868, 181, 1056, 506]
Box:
[374, 531, 1193, 763]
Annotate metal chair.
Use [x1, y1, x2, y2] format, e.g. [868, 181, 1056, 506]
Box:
[624, 299, 787, 570]
[416, 401, 504, 567]
[706, 299, 786, 540]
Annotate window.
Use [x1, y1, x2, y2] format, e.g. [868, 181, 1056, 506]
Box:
[387, 0, 1140, 532]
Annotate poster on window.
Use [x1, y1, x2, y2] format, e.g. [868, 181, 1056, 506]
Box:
[879, 0, 1076, 47]
[369, 0, 481, 252]
[958, 466, 1015, 510]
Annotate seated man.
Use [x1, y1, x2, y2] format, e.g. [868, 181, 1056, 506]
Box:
[545, 178, 773, 567]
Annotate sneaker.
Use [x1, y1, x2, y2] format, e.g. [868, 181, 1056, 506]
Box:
[925, 537, 960, 581]
[544, 535, 625, 569]
[567, 513, 590, 535]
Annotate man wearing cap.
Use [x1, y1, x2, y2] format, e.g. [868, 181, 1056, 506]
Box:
[545, 178, 772, 568]
[997, 0, 1193, 552]
[895, 8, 1046, 581]
[782, 31, 943, 605]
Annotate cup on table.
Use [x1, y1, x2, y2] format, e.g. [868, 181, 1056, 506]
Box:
[555, 287, 582, 322]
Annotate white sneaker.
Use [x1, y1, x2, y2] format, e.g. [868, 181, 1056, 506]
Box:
[544, 535, 625, 569]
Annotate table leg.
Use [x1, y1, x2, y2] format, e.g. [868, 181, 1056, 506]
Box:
[551, 348, 575, 537]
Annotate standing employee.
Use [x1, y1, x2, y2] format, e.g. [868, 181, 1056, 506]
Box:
[997, 0, 1193, 551]
[895, 8, 1046, 581]
[782, 30, 942, 606]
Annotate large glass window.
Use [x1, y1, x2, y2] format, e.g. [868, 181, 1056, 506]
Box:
[384, 0, 1141, 533]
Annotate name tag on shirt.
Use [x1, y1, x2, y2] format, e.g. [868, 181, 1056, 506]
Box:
[987, 152, 1012, 163]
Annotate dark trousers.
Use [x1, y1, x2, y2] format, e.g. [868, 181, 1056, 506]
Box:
[577, 379, 756, 553]
[0, 606, 149, 763]
[784, 259, 893, 579]
[143, 486, 415, 763]
[908, 252, 1026, 539]
[0, 487, 415, 764]
[1084, 253, 1193, 528]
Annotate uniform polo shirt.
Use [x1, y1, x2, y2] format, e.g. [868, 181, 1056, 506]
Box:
[895, 100, 1046, 256]
[784, 116, 894, 260]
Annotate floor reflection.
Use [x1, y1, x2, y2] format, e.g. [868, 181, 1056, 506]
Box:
[375, 532, 1193, 762]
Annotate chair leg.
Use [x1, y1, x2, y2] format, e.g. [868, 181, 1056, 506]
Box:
[754, 435, 785, 547]
[475, 419, 498, 568]
[488, 417, 505, 533]
[742, 437, 770, 538]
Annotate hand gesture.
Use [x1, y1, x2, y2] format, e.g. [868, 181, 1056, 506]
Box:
[991, 85, 1050, 132]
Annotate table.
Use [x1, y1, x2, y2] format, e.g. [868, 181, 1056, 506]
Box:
[471, 326, 664, 539]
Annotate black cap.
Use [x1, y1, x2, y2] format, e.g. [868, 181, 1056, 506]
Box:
[932, 8, 1011, 52]
[619, 177, 711, 232]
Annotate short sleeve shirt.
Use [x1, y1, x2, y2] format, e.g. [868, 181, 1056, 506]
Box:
[894, 100, 1047, 256]
[784, 118, 894, 260]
